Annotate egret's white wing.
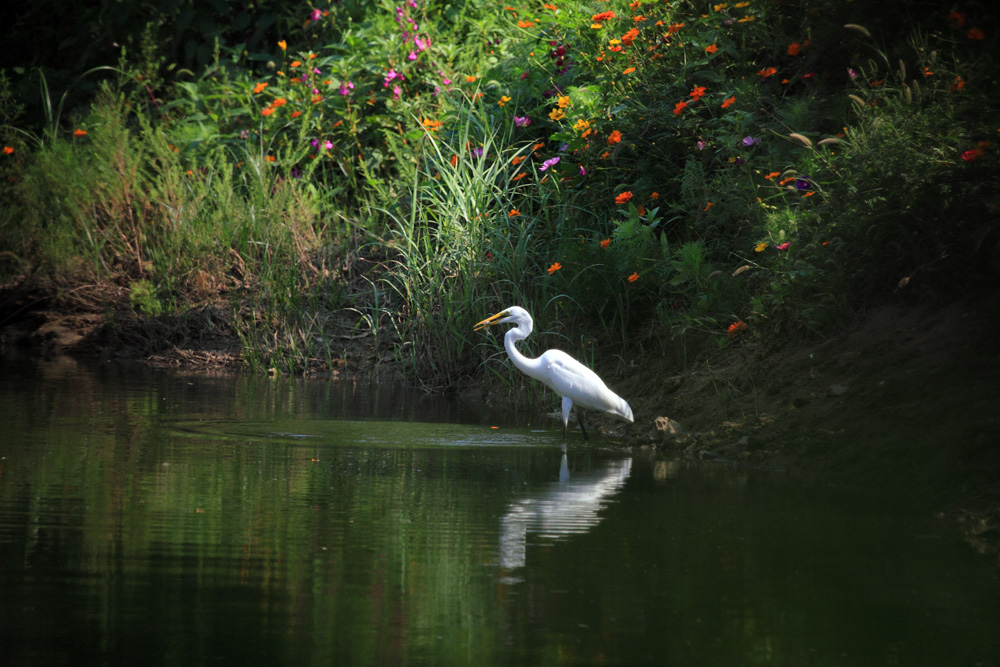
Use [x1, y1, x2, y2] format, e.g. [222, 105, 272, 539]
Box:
[542, 350, 629, 417]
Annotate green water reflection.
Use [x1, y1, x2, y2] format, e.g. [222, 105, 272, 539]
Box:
[1, 355, 998, 666]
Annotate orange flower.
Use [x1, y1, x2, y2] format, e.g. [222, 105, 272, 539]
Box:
[615, 191, 634, 204]
[757, 67, 778, 78]
[278, 40, 287, 51]
[290, 110, 302, 118]
[290, 60, 301, 68]
[533, 142, 546, 151]
[705, 43, 718, 54]
[517, 20, 535, 28]
[511, 156, 526, 165]
[703, 201, 713, 211]
[512, 173, 528, 181]
[673, 100, 687, 114]
[2, 146, 14, 154]
[72, 128, 87, 137]
[721, 96, 736, 108]
[621, 27, 640, 46]
[547, 262, 562, 275]
[508, 209, 521, 217]
[253, 82, 269, 94]
[262, 108, 275, 116]
[265, 155, 276, 162]
[600, 238, 611, 249]
[271, 98, 287, 107]
[422, 118, 443, 132]
[627, 272, 639, 283]
[450, 154, 458, 167]
[727, 321, 747, 337]
[787, 42, 801, 56]
[690, 86, 707, 101]
[764, 171, 780, 180]
[667, 22, 684, 34]
[623, 66, 636, 74]
[607, 130, 622, 144]
[650, 192, 659, 199]
[466, 75, 477, 82]
[592, 11, 616, 23]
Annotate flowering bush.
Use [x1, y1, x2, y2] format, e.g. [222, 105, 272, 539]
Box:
[2, 0, 997, 376]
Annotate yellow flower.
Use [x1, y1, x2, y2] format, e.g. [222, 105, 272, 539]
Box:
[549, 108, 566, 121]
[572, 118, 591, 132]
[498, 95, 511, 107]
[278, 40, 287, 51]
[755, 242, 768, 252]
[557, 95, 571, 108]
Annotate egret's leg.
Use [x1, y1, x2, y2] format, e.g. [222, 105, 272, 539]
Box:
[578, 409, 589, 441]
[561, 396, 573, 442]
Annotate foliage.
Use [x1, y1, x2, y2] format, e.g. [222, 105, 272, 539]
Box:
[1, 0, 998, 381]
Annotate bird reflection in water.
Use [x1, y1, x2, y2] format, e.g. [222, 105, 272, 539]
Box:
[498, 454, 632, 570]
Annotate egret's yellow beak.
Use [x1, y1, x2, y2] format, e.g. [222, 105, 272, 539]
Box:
[473, 310, 508, 332]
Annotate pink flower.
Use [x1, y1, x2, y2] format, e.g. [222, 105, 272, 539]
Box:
[310, 8, 321, 21]
[776, 242, 791, 250]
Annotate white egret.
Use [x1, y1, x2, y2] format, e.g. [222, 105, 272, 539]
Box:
[474, 306, 634, 440]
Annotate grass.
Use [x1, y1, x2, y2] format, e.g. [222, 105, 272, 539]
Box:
[1, 0, 997, 384]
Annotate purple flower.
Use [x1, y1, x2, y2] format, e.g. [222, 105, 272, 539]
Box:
[579, 165, 586, 176]
[311, 139, 319, 148]
[795, 178, 811, 190]
[514, 116, 531, 128]
[539, 157, 560, 171]
[471, 147, 484, 157]
[741, 136, 760, 147]
[339, 82, 354, 96]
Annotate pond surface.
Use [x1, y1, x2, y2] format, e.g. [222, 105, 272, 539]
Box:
[1, 355, 998, 666]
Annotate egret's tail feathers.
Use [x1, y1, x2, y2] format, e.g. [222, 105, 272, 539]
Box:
[616, 398, 634, 423]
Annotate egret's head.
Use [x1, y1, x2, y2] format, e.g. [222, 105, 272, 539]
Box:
[473, 306, 531, 332]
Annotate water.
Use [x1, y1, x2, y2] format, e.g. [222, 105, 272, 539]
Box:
[1, 355, 998, 666]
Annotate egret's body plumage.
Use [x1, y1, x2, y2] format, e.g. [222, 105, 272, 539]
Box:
[475, 306, 633, 439]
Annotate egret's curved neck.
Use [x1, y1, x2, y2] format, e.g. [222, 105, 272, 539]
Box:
[504, 324, 546, 380]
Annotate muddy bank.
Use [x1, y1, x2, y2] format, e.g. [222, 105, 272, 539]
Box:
[3, 280, 999, 558]
[619, 300, 1000, 560]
